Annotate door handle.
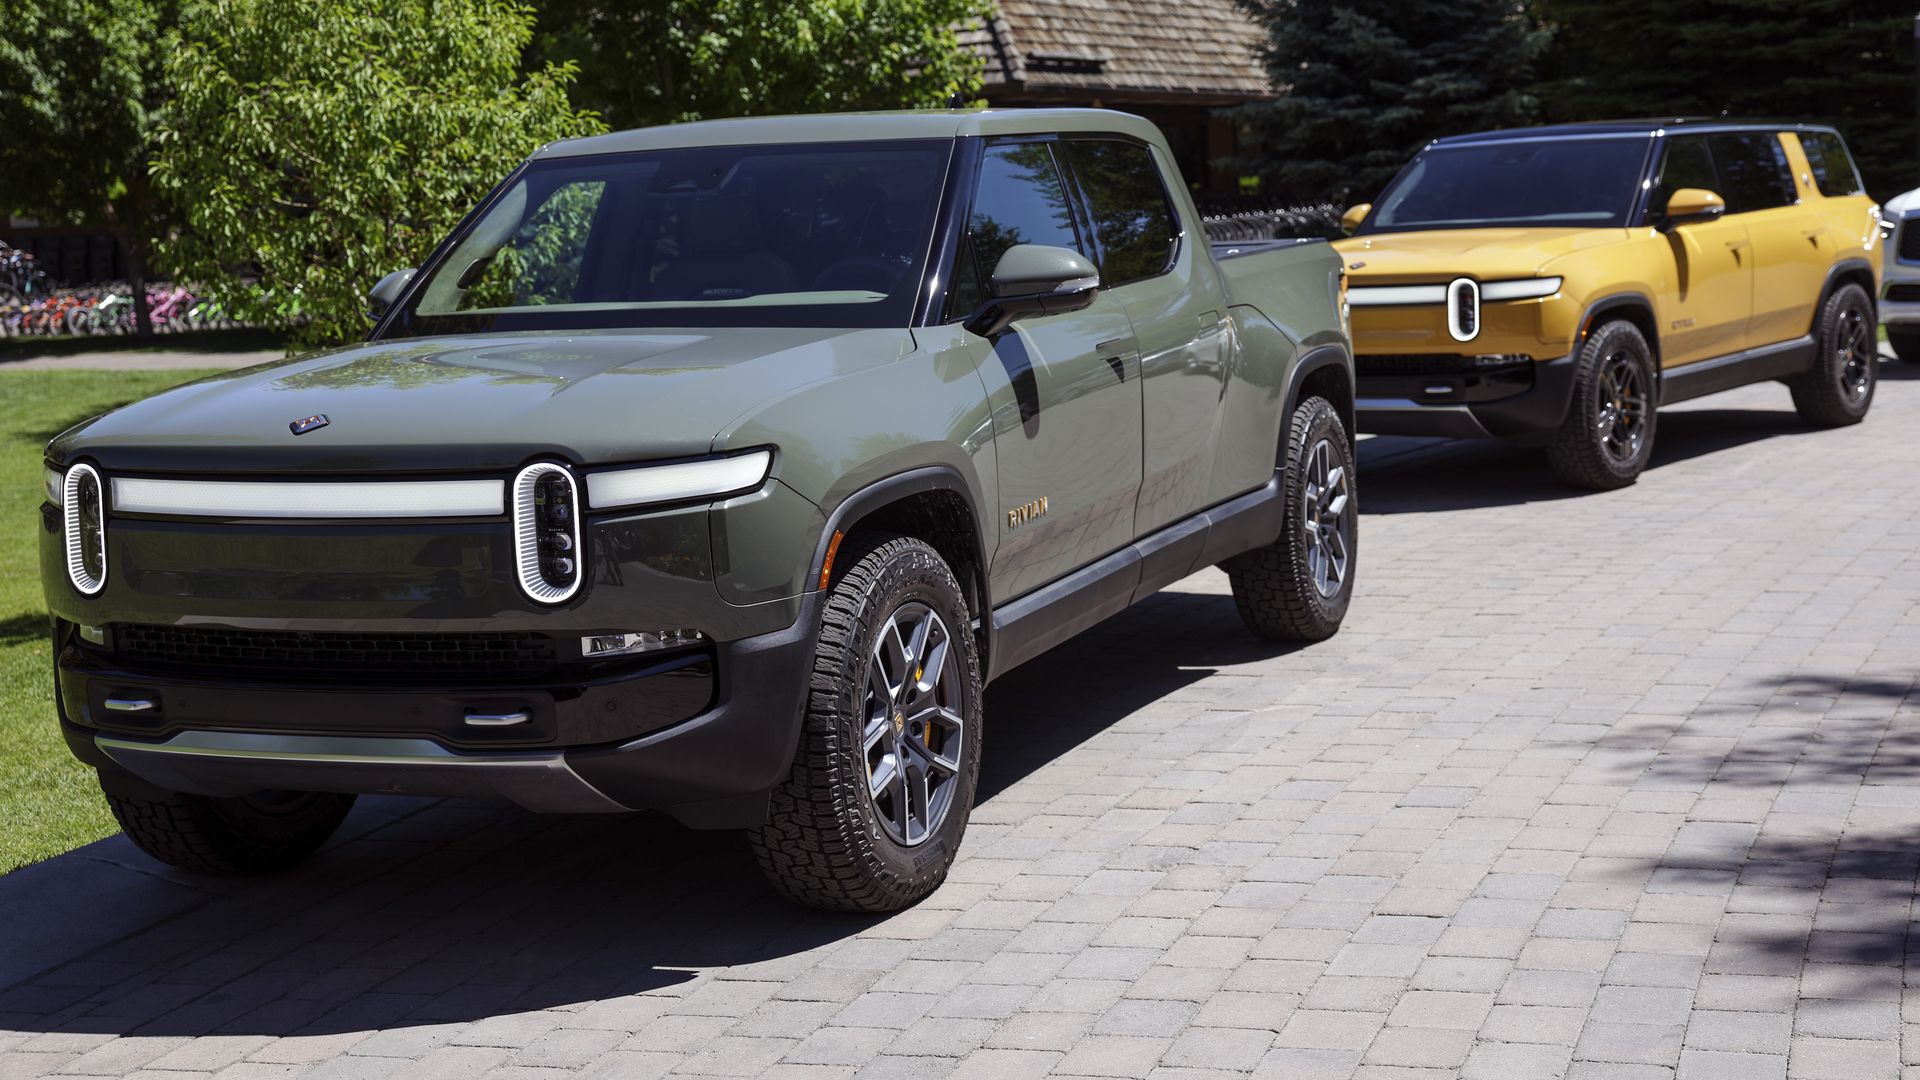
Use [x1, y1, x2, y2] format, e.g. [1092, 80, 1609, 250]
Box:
[1095, 338, 1134, 383]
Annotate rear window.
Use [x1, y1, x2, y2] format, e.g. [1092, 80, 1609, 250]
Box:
[1799, 131, 1865, 197]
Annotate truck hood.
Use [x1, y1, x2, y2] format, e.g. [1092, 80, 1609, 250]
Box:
[50, 327, 916, 475]
[1335, 228, 1633, 283]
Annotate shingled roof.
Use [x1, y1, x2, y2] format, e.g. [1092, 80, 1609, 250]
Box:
[964, 0, 1274, 106]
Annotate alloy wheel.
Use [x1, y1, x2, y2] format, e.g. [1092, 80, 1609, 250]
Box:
[1302, 437, 1352, 598]
[1594, 350, 1649, 464]
[1834, 300, 1873, 404]
[862, 602, 964, 847]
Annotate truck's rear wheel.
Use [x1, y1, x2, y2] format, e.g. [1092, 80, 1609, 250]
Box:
[103, 782, 354, 873]
[749, 535, 983, 912]
[1547, 319, 1657, 490]
[1225, 395, 1355, 642]
[1790, 283, 1875, 427]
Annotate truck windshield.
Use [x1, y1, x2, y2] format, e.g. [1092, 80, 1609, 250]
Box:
[1360, 136, 1652, 234]
[386, 140, 950, 335]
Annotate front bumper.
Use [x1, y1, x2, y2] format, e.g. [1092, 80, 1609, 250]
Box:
[60, 592, 820, 828]
[40, 471, 829, 829]
[1881, 277, 1920, 327]
[1355, 352, 1578, 439]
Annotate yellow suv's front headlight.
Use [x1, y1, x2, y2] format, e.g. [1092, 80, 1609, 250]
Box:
[1480, 277, 1563, 302]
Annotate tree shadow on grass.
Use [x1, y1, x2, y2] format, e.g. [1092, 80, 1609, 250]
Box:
[0, 612, 49, 649]
[0, 587, 1304, 1037]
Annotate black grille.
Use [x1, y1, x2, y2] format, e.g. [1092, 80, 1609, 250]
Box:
[1900, 217, 1920, 262]
[1453, 284, 1477, 337]
[1358, 353, 1530, 376]
[1888, 283, 1920, 303]
[114, 625, 561, 681]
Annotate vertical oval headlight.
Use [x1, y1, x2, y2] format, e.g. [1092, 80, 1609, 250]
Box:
[512, 462, 582, 604]
[63, 463, 106, 595]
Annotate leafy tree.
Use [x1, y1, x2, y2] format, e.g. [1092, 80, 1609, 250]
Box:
[152, 0, 604, 349]
[0, 0, 178, 333]
[528, 0, 989, 131]
[1234, 0, 1549, 205]
[1530, 0, 1915, 200]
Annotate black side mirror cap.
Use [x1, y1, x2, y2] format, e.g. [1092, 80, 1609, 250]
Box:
[367, 268, 417, 322]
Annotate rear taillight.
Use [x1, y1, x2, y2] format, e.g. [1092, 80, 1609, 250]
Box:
[63, 463, 106, 595]
[512, 463, 582, 604]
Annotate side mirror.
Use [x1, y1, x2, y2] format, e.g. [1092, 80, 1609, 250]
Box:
[1662, 188, 1726, 228]
[367, 268, 417, 321]
[1341, 204, 1372, 236]
[963, 244, 1099, 339]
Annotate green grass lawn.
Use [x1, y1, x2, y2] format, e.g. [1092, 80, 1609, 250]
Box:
[0, 369, 218, 874]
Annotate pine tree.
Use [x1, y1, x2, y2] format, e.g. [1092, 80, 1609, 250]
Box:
[1532, 0, 1916, 200]
[1234, 0, 1549, 204]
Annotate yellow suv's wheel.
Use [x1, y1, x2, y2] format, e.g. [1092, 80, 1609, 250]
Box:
[1790, 283, 1876, 427]
[1547, 319, 1657, 491]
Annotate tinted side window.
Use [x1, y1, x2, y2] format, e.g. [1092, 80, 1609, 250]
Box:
[969, 142, 1082, 285]
[1800, 131, 1865, 197]
[1060, 140, 1178, 287]
[1655, 136, 1717, 216]
[1708, 133, 1796, 214]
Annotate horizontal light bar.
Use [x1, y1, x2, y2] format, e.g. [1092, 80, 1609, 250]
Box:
[1351, 278, 1562, 306]
[1480, 277, 1563, 301]
[587, 451, 772, 510]
[111, 477, 505, 519]
[1348, 284, 1446, 306]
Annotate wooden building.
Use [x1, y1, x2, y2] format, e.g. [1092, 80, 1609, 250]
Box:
[964, 0, 1274, 200]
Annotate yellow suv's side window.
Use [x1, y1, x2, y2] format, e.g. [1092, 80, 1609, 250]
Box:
[1705, 133, 1797, 215]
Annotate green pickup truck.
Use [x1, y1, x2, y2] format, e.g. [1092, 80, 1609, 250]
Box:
[40, 109, 1354, 911]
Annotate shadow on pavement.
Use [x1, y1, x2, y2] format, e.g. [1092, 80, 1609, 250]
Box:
[1358, 404, 1818, 514]
[1613, 671, 1919, 991]
[0, 589, 1296, 1037]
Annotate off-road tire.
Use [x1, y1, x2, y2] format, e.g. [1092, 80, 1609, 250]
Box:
[1887, 326, 1920, 364]
[103, 783, 354, 874]
[1789, 283, 1876, 427]
[1225, 395, 1356, 642]
[1547, 319, 1658, 490]
[749, 535, 984, 912]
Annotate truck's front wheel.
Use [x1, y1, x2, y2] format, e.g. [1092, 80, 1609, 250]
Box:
[750, 535, 983, 912]
[103, 782, 354, 874]
[1225, 395, 1356, 642]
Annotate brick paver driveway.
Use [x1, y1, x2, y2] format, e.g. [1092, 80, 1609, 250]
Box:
[6, 364, 1920, 1080]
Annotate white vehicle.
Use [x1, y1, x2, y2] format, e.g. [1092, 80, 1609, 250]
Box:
[1881, 187, 1920, 360]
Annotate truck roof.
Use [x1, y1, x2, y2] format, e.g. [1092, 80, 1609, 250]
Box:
[1432, 118, 1844, 147]
[535, 108, 1168, 159]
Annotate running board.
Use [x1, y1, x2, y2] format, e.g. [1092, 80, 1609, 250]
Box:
[985, 473, 1284, 681]
[1661, 335, 1815, 405]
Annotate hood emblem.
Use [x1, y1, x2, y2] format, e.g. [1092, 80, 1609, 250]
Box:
[289, 414, 331, 436]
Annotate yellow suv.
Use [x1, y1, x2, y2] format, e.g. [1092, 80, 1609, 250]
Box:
[1336, 120, 1882, 489]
